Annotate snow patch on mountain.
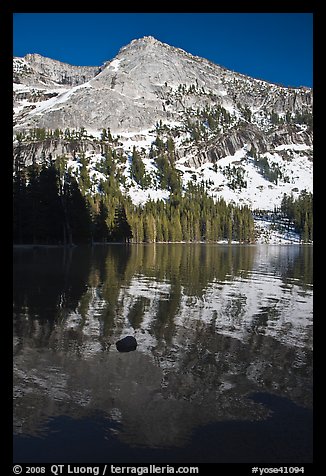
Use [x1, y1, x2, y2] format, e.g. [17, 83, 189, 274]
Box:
[13, 36, 313, 239]
[109, 59, 122, 71]
[127, 186, 170, 207]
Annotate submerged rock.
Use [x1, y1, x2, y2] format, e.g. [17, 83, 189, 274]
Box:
[116, 335, 137, 353]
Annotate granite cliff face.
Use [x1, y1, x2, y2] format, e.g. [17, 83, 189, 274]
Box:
[13, 36, 313, 210]
[13, 53, 100, 86]
[13, 36, 312, 134]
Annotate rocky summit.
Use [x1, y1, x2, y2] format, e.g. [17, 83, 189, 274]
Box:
[13, 36, 313, 212]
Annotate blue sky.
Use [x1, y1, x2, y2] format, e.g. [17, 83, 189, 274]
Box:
[13, 13, 313, 88]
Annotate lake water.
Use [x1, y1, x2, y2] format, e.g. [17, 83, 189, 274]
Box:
[13, 244, 313, 463]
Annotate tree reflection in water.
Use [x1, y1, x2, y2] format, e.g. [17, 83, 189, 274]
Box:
[13, 244, 313, 460]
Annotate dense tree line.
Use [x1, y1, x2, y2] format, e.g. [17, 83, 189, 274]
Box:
[126, 184, 254, 243]
[15, 126, 117, 144]
[280, 191, 313, 242]
[13, 153, 255, 245]
[13, 159, 92, 245]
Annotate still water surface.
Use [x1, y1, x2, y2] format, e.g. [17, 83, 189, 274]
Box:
[13, 244, 313, 463]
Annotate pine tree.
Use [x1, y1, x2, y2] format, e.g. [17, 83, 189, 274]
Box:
[13, 164, 28, 243]
[64, 174, 91, 244]
[130, 146, 149, 187]
[228, 212, 233, 244]
[155, 216, 164, 242]
[181, 213, 190, 242]
[133, 214, 144, 243]
[26, 161, 41, 243]
[161, 214, 169, 242]
[111, 205, 133, 243]
[93, 199, 109, 242]
[35, 166, 62, 243]
[303, 214, 309, 243]
[166, 136, 175, 163]
[144, 213, 156, 243]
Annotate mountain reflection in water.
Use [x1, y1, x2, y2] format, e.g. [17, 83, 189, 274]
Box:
[13, 244, 313, 462]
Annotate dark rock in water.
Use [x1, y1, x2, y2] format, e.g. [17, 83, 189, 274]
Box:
[116, 335, 137, 353]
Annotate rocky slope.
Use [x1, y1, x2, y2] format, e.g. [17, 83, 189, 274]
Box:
[13, 36, 313, 134]
[13, 36, 313, 211]
[13, 53, 100, 86]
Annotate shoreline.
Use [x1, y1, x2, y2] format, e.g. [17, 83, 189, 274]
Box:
[13, 240, 313, 249]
